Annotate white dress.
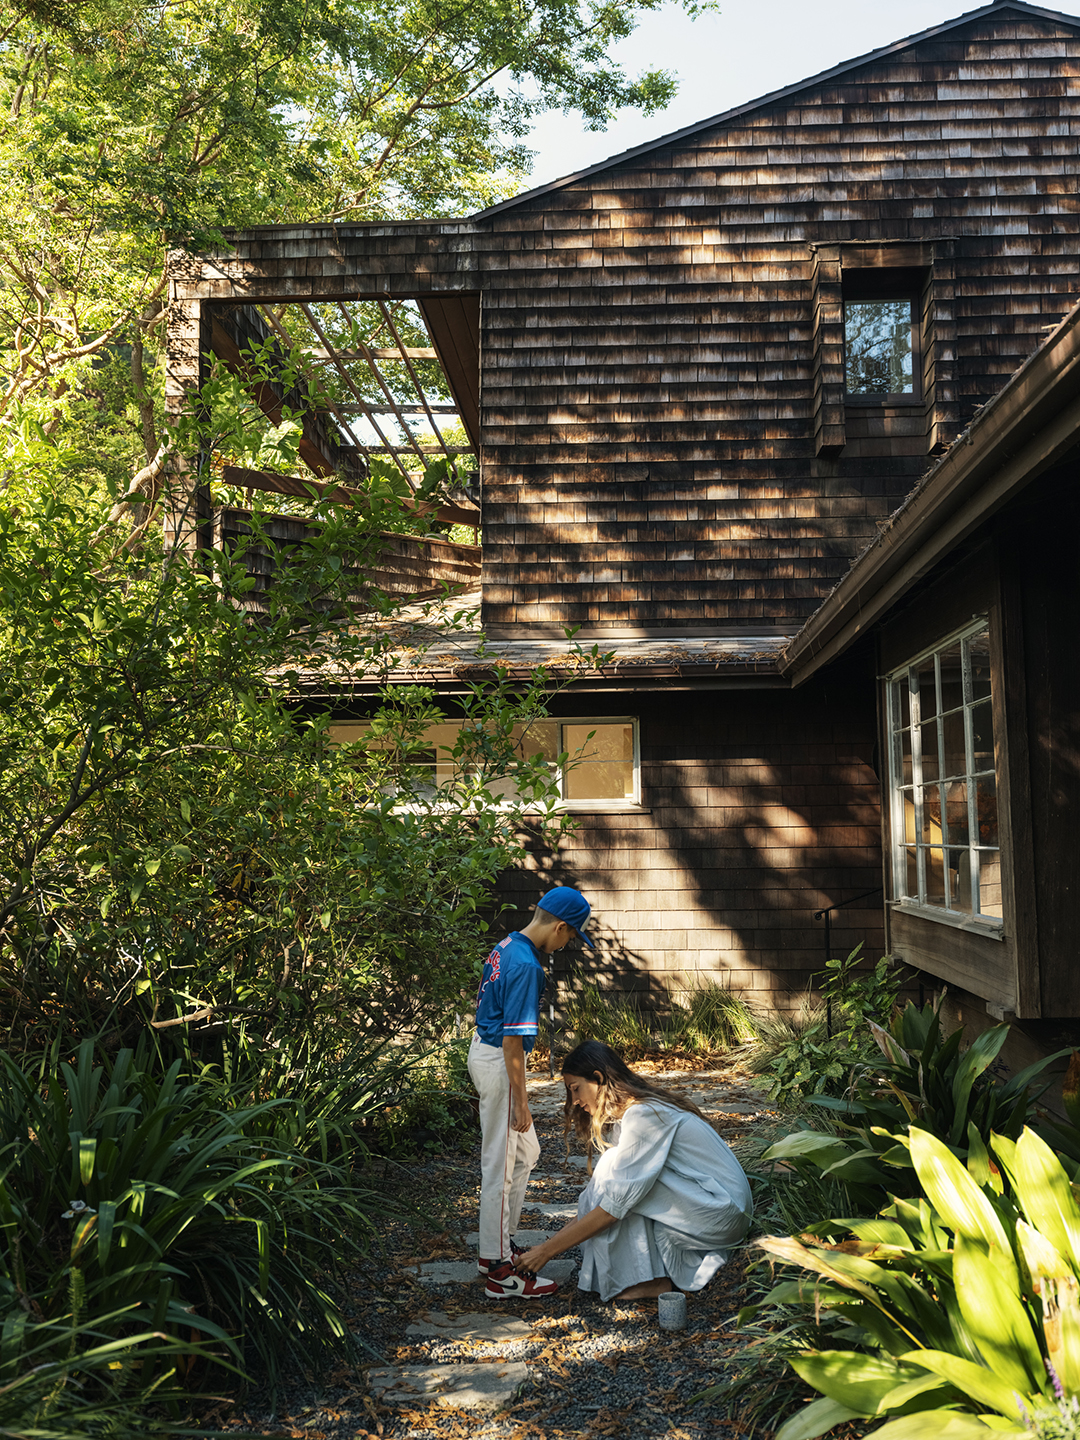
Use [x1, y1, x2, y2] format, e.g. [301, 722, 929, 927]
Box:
[575, 1100, 753, 1301]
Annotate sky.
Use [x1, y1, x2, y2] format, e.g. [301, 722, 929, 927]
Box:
[522, 0, 1080, 189]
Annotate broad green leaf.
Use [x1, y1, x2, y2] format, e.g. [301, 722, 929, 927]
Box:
[908, 1129, 1010, 1253]
[952, 1236, 1042, 1394]
[789, 1351, 921, 1414]
[872, 1413, 1024, 1440]
[775, 1396, 864, 1440]
[1009, 1128, 1080, 1274]
[757, 1236, 886, 1307]
[950, 1026, 1010, 1140]
[900, 1350, 1027, 1420]
[966, 1124, 992, 1188]
[1015, 1218, 1070, 1282]
[79, 1136, 97, 1185]
[96, 1199, 117, 1265]
[763, 1132, 853, 1167]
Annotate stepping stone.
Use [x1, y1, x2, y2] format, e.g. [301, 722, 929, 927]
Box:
[465, 1230, 549, 1250]
[525, 1203, 577, 1221]
[368, 1362, 529, 1411]
[406, 1310, 532, 1342]
[526, 1257, 576, 1285]
[414, 1257, 574, 1285]
[414, 1262, 485, 1285]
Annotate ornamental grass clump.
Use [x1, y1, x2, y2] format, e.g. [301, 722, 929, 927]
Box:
[753, 1125, 1080, 1440]
[0, 1039, 389, 1396]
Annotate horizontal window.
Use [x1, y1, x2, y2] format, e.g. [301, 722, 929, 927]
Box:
[886, 621, 1002, 926]
[327, 717, 640, 807]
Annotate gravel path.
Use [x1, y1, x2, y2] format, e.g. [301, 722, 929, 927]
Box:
[220, 1059, 774, 1440]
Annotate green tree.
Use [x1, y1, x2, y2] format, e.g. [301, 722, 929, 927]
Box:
[0, 368, 575, 1055]
[0, 0, 704, 500]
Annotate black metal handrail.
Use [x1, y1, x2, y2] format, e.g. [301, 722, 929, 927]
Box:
[813, 887, 884, 1036]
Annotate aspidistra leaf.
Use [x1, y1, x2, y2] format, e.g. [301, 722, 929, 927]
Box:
[909, 1129, 1010, 1253]
[775, 1396, 864, 1440]
[900, 1350, 1027, 1421]
[952, 1235, 1042, 1395]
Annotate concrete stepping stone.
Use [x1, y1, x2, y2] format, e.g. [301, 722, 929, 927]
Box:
[368, 1361, 529, 1411]
[524, 1202, 577, 1221]
[413, 1257, 576, 1286]
[413, 1261, 485, 1285]
[465, 1230, 549, 1250]
[405, 1310, 533, 1342]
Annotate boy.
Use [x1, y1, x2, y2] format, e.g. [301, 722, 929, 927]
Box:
[468, 887, 594, 1299]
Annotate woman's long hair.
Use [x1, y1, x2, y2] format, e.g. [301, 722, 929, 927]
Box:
[562, 1040, 706, 1156]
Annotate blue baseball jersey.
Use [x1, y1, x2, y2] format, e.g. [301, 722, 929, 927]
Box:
[475, 932, 546, 1054]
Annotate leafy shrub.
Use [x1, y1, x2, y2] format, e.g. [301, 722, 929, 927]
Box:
[0, 475, 573, 1063]
[0, 1039, 392, 1394]
[0, 1308, 227, 1440]
[745, 949, 905, 1103]
[744, 1002, 851, 1102]
[762, 995, 1065, 1211]
[754, 1125, 1080, 1440]
[371, 1035, 477, 1153]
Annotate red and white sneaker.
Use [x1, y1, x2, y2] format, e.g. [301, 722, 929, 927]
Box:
[484, 1261, 559, 1300]
[477, 1240, 526, 1275]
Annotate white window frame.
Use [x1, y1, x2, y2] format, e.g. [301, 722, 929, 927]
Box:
[330, 715, 643, 813]
[885, 619, 1003, 935]
[551, 716, 642, 811]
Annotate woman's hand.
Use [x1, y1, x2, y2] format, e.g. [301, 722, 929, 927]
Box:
[514, 1241, 553, 1275]
[514, 1205, 618, 1274]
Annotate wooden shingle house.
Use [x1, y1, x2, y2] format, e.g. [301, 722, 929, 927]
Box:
[168, 0, 1080, 1034]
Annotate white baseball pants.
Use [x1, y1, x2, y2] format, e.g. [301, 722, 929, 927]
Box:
[467, 1033, 540, 1261]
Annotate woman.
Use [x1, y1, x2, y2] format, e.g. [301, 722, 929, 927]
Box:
[515, 1040, 753, 1302]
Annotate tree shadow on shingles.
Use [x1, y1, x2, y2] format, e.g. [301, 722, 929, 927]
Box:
[494, 835, 667, 1015]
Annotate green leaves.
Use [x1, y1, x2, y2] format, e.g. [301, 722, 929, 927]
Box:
[754, 1119, 1080, 1439]
[0, 1038, 402, 1395]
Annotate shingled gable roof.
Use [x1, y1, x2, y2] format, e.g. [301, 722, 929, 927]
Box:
[472, 0, 1080, 221]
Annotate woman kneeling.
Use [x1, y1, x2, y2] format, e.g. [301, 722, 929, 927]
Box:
[515, 1040, 753, 1302]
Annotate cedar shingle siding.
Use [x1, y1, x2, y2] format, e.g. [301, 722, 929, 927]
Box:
[476, 10, 1080, 631]
[168, 3, 1080, 1012]
[497, 683, 884, 1009]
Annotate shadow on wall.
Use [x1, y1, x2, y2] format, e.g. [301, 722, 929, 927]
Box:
[494, 836, 667, 1013]
[495, 665, 888, 1018]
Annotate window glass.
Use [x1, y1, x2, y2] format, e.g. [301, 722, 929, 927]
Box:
[563, 723, 635, 801]
[330, 717, 638, 805]
[845, 298, 915, 395]
[887, 620, 1001, 924]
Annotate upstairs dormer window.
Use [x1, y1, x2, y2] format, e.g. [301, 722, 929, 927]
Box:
[845, 299, 915, 396]
[843, 266, 925, 403]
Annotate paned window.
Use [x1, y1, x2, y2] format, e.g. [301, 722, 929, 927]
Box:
[328, 717, 640, 807]
[886, 622, 1002, 924]
[845, 298, 916, 397]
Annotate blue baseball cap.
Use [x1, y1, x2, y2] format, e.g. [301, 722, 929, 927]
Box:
[535, 887, 594, 948]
